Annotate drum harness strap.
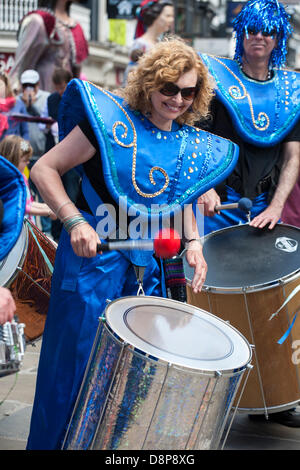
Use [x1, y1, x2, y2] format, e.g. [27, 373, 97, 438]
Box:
[269, 284, 300, 344]
[134, 266, 145, 296]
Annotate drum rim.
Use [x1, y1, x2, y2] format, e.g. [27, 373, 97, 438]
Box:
[0, 222, 28, 287]
[184, 223, 300, 293]
[103, 295, 252, 375]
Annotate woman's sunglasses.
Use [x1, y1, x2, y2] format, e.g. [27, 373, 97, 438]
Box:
[159, 82, 199, 101]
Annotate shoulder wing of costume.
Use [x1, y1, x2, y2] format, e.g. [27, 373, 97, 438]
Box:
[0, 156, 26, 261]
[200, 54, 300, 147]
[59, 79, 239, 221]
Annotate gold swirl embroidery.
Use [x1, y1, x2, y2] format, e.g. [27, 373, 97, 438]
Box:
[91, 84, 169, 198]
[213, 57, 270, 131]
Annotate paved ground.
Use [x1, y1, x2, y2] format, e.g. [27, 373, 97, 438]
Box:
[1, 339, 300, 451]
[0, 341, 40, 450]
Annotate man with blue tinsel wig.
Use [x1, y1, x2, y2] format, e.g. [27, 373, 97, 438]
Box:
[197, 0, 300, 233]
[195, 0, 300, 427]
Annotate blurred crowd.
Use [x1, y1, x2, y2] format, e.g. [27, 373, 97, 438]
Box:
[0, 0, 88, 240]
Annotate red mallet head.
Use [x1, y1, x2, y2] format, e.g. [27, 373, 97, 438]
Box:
[153, 228, 181, 258]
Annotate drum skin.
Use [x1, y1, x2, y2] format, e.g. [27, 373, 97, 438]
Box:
[185, 224, 300, 414]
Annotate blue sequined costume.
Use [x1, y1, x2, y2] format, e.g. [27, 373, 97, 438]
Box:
[197, 54, 300, 234]
[26, 79, 239, 450]
[197, 0, 300, 234]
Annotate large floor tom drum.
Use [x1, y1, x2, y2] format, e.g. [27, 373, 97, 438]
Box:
[184, 223, 300, 415]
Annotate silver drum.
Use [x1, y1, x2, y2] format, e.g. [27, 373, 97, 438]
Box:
[62, 296, 252, 450]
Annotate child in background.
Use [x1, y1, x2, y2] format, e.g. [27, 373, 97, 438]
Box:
[0, 71, 29, 141]
[0, 135, 56, 225]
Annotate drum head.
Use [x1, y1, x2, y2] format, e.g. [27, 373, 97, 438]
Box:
[184, 224, 300, 291]
[0, 223, 27, 287]
[105, 296, 251, 374]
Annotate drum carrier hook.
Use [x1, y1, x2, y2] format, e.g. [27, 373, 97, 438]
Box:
[134, 266, 145, 296]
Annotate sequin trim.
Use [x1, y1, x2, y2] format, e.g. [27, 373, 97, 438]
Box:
[201, 54, 300, 144]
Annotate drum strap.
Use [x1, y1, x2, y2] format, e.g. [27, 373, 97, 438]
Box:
[269, 284, 300, 344]
[27, 223, 54, 274]
[277, 312, 300, 345]
[134, 266, 145, 295]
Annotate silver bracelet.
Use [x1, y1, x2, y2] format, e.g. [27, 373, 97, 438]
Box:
[61, 212, 82, 222]
[63, 215, 88, 234]
[56, 201, 74, 218]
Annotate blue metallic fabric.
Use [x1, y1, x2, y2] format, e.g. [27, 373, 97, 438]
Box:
[233, 0, 292, 69]
[200, 54, 300, 147]
[59, 79, 239, 221]
[0, 156, 26, 261]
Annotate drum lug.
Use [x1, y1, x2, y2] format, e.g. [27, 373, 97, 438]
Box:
[215, 370, 222, 378]
[105, 299, 112, 305]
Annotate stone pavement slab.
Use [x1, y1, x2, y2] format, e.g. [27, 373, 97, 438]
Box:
[224, 412, 300, 450]
[0, 341, 40, 450]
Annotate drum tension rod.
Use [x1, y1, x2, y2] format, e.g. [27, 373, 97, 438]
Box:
[16, 266, 50, 297]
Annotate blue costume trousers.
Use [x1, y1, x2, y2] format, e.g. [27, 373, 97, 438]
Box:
[26, 212, 163, 450]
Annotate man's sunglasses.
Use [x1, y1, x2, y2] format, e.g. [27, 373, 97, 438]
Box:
[247, 27, 276, 37]
[159, 82, 200, 101]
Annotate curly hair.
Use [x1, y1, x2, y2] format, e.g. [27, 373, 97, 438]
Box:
[120, 36, 214, 126]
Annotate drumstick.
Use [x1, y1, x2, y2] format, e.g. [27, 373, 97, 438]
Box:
[97, 228, 181, 259]
[215, 197, 252, 213]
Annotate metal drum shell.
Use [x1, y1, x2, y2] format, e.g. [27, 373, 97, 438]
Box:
[63, 296, 252, 450]
[184, 223, 300, 414]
